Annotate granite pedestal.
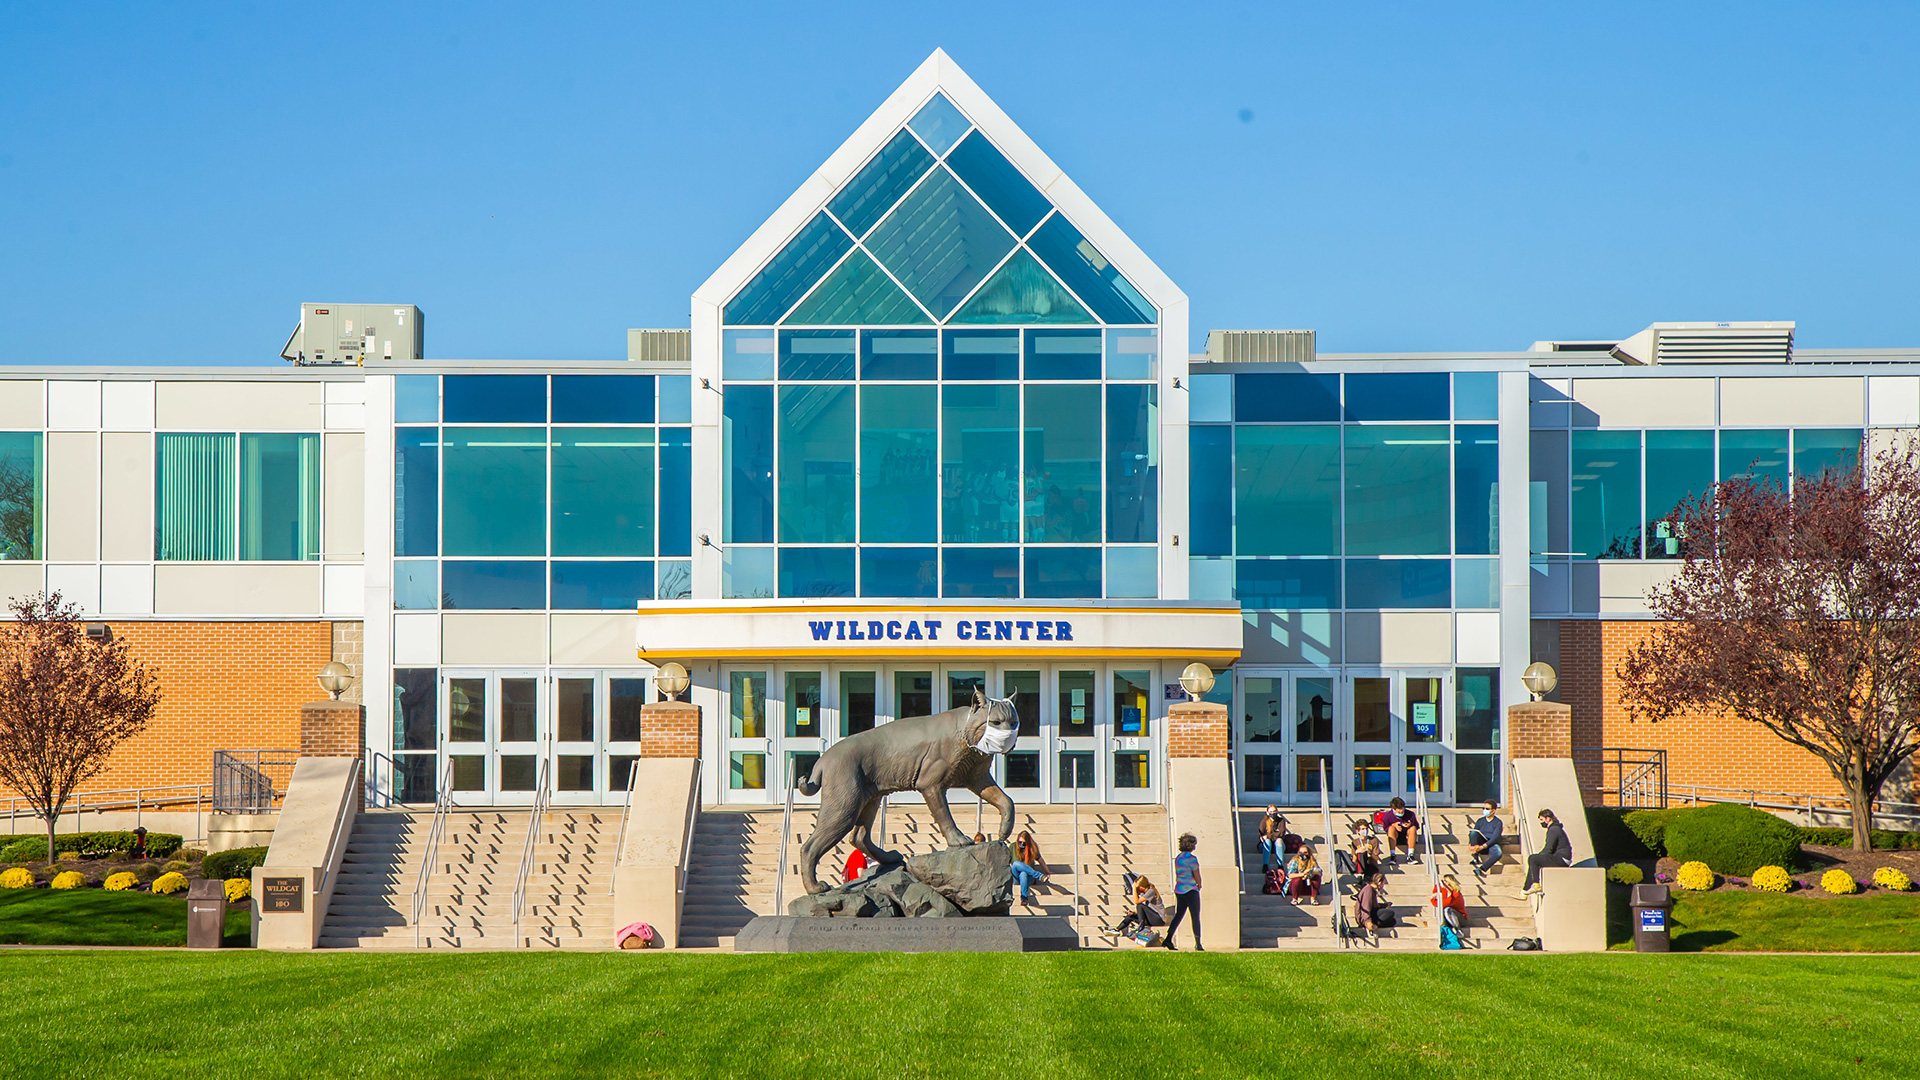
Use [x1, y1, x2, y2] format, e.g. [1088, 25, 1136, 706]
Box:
[733, 915, 1078, 953]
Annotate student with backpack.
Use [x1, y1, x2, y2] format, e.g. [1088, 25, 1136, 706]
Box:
[1433, 872, 1468, 947]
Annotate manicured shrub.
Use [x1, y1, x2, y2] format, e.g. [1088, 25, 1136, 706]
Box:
[0, 832, 184, 863]
[1663, 803, 1802, 876]
[163, 860, 190, 873]
[1622, 808, 1688, 854]
[1605, 862, 1644, 885]
[1871, 867, 1912, 892]
[1675, 861, 1716, 890]
[132, 863, 162, 882]
[1751, 865, 1793, 892]
[151, 872, 187, 896]
[103, 872, 138, 892]
[201, 847, 269, 883]
[57, 852, 80, 863]
[0, 867, 35, 889]
[225, 878, 251, 902]
[1797, 827, 1920, 851]
[50, 871, 86, 890]
[1587, 808, 1657, 862]
[1821, 870, 1857, 895]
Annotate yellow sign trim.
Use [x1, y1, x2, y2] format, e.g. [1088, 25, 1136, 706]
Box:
[638, 647, 1243, 661]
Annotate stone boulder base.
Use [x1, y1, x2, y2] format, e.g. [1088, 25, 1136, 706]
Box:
[787, 842, 1015, 918]
[899, 880, 961, 918]
[904, 842, 1013, 913]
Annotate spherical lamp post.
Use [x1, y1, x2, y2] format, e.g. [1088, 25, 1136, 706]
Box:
[1178, 662, 1216, 703]
[656, 662, 691, 702]
[317, 661, 354, 701]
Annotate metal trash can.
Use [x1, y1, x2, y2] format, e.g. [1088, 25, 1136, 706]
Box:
[187, 878, 227, 949]
[1630, 883, 1671, 953]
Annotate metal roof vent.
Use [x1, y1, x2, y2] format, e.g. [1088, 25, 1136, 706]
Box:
[627, 329, 691, 363]
[1205, 329, 1316, 364]
[1610, 322, 1794, 365]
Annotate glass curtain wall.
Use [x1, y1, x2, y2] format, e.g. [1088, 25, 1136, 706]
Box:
[717, 92, 1160, 600]
[0, 432, 44, 560]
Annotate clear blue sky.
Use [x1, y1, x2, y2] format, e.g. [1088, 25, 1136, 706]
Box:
[3, 2, 1915, 364]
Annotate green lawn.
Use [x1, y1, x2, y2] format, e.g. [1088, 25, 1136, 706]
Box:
[0, 952, 1914, 1079]
[0, 890, 251, 947]
[1607, 886, 1920, 951]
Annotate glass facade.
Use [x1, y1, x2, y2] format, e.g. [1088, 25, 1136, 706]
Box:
[156, 432, 320, 561]
[0, 432, 44, 561]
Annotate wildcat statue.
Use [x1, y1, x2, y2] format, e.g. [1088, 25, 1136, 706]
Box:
[795, 687, 1019, 895]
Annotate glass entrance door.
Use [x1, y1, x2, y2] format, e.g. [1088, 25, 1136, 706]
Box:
[999, 669, 1044, 804]
[724, 668, 772, 804]
[1344, 670, 1452, 806]
[443, 670, 542, 807]
[783, 670, 826, 803]
[1346, 673, 1396, 804]
[1051, 668, 1100, 801]
[1288, 674, 1338, 806]
[552, 675, 598, 806]
[1108, 668, 1157, 804]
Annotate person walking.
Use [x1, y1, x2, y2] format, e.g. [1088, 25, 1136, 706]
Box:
[1523, 809, 1574, 894]
[1163, 832, 1203, 951]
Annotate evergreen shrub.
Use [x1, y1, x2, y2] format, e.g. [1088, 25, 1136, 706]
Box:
[1663, 803, 1802, 876]
[200, 847, 269, 882]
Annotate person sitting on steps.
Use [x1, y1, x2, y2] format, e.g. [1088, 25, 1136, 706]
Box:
[1383, 797, 1420, 863]
[1467, 800, 1505, 877]
[1353, 872, 1396, 944]
[1284, 843, 1322, 906]
[1010, 829, 1051, 910]
[1523, 808, 1574, 895]
[1258, 806, 1287, 870]
[1350, 828, 1382, 881]
[1111, 874, 1166, 940]
[1433, 872, 1469, 934]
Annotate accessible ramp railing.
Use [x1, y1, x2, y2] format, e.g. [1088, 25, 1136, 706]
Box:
[608, 759, 640, 897]
[512, 758, 553, 945]
[774, 758, 796, 916]
[1413, 774, 1440, 946]
[411, 759, 455, 949]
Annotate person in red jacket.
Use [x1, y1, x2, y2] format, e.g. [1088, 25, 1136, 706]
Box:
[1433, 873, 1468, 932]
[842, 847, 868, 884]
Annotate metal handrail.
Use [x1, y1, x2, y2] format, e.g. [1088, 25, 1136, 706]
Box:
[773, 759, 795, 915]
[361, 750, 398, 809]
[677, 756, 702, 899]
[1665, 783, 1920, 827]
[411, 759, 455, 949]
[608, 761, 640, 896]
[1508, 761, 1538, 910]
[1320, 760, 1347, 942]
[512, 758, 553, 944]
[1413, 774, 1440, 946]
[2, 783, 213, 842]
[1571, 747, 1668, 809]
[212, 749, 299, 813]
[1224, 748, 1243, 893]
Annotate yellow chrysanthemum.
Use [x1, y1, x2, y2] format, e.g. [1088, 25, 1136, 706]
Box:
[50, 871, 86, 890]
[224, 877, 250, 902]
[1675, 861, 1715, 891]
[1871, 867, 1911, 892]
[1750, 866, 1792, 893]
[1820, 869, 1857, 895]
[0, 867, 34, 889]
[151, 872, 188, 895]
[103, 871, 138, 892]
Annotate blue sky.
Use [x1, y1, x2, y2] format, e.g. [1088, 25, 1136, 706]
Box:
[2, 2, 1915, 364]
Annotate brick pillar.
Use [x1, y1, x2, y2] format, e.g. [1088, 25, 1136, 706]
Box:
[1167, 701, 1229, 759]
[1506, 700, 1572, 808]
[641, 701, 701, 758]
[299, 700, 364, 757]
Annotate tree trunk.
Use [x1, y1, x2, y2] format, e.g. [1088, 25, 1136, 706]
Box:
[45, 811, 57, 869]
[1849, 782, 1874, 853]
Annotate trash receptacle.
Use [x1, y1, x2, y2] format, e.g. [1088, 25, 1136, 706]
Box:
[1630, 883, 1671, 953]
[187, 879, 227, 949]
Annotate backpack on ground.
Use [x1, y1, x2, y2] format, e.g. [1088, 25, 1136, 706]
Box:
[617, 921, 657, 949]
[1507, 936, 1542, 952]
[1281, 832, 1304, 855]
[1372, 810, 1394, 830]
[1263, 868, 1283, 895]
[1374, 906, 1397, 929]
[1439, 925, 1464, 950]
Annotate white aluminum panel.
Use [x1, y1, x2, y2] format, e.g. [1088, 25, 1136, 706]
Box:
[1719, 377, 1863, 427]
[153, 564, 322, 615]
[100, 382, 156, 431]
[1238, 610, 1340, 666]
[1598, 562, 1679, 615]
[44, 432, 99, 561]
[443, 613, 548, 665]
[1867, 377, 1920, 428]
[99, 564, 153, 614]
[45, 564, 99, 613]
[323, 563, 364, 616]
[99, 432, 153, 562]
[323, 433, 365, 558]
[552, 613, 642, 665]
[47, 381, 101, 430]
[392, 612, 440, 666]
[323, 382, 367, 405]
[1455, 612, 1501, 665]
[325, 403, 366, 430]
[154, 381, 325, 431]
[1377, 611, 1453, 665]
[0, 381, 45, 428]
[1571, 378, 1714, 428]
[0, 564, 45, 608]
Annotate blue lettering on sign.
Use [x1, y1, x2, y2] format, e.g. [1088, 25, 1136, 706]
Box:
[867, 620, 885, 640]
[1056, 621, 1073, 641]
[848, 621, 866, 640]
[886, 620, 903, 640]
[924, 620, 940, 640]
[1639, 909, 1666, 931]
[994, 621, 1012, 641]
[1016, 620, 1033, 640]
[836, 621, 847, 640]
[809, 621, 833, 641]
[1036, 622, 1054, 641]
[904, 621, 923, 640]
[956, 621, 973, 640]
[975, 620, 992, 640]
[796, 615, 1084, 645]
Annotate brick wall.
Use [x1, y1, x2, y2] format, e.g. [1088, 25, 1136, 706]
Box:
[1167, 702, 1228, 759]
[640, 702, 700, 758]
[0, 621, 330, 804]
[1560, 618, 1913, 804]
[300, 701, 364, 757]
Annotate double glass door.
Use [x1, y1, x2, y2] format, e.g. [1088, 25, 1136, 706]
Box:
[442, 669, 648, 806]
[1237, 668, 1452, 806]
[719, 664, 1162, 806]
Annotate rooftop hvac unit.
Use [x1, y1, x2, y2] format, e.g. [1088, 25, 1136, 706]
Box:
[627, 329, 692, 363]
[1610, 322, 1793, 366]
[1205, 329, 1316, 364]
[281, 304, 424, 366]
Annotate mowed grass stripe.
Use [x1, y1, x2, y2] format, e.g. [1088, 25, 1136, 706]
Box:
[0, 952, 1912, 1079]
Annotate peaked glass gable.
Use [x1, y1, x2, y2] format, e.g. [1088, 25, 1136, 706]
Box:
[950, 249, 1093, 324]
[724, 212, 853, 325]
[786, 250, 931, 326]
[945, 131, 1050, 238]
[907, 93, 970, 155]
[1027, 215, 1156, 325]
[828, 130, 935, 239]
[865, 167, 1016, 319]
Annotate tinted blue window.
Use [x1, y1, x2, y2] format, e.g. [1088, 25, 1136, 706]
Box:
[829, 129, 935, 239]
[658, 428, 691, 557]
[1343, 373, 1450, 422]
[1107, 384, 1156, 543]
[723, 386, 775, 544]
[1189, 426, 1232, 556]
[945, 130, 1051, 237]
[1025, 329, 1101, 380]
[1345, 425, 1450, 555]
[395, 375, 438, 423]
[861, 329, 937, 380]
[779, 547, 855, 598]
[1346, 559, 1451, 608]
[1236, 560, 1339, 609]
[867, 169, 1014, 319]
[1106, 328, 1157, 380]
[553, 376, 654, 423]
[552, 561, 654, 609]
[908, 93, 970, 156]
[1234, 373, 1340, 422]
[1025, 547, 1101, 599]
[442, 428, 545, 556]
[394, 560, 437, 610]
[1026, 214, 1156, 324]
[1106, 547, 1158, 598]
[779, 330, 856, 381]
[941, 385, 1020, 542]
[860, 547, 937, 598]
[723, 546, 775, 599]
[860, 385, 936, 543]
[943, 547, 1019, 598]
[444, 375, 545, 423]
[394, 428, 438, 558]
[723, 212, 853, 325]
[724, 330, 776, 380]
[1454, 372, 1499, 420]
[1455, 425, 1499, 556]
[1455, 558, 1498, 609]
[943, 330, 1019, 380]
[442, 561, 545, 610]
[658, 375, 692, 424]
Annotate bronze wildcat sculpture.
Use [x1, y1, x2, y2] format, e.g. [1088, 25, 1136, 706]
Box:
[795, 687, 1019, 895]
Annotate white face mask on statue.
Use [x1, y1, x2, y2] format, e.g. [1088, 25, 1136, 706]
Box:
[973, 724, 1017, 755]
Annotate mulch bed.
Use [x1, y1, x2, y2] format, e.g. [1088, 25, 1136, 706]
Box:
[1650, 845, 1920, 894]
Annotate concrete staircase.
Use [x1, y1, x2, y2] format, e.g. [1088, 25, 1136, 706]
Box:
[678, 801, 1169, 949]
[1237, 808, 1538, 950]
[319, 808, 617, 949]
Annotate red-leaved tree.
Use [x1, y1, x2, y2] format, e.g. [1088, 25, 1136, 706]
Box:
[0, 593, 161, 862]
[1619, 445, 1920, 851]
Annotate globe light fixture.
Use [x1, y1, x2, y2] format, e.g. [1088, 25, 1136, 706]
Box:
[317, 660, 354, 701]
[657, 662, 691, 701]
[1178, 662, 1216, 702]
[1522, 662, 1559, 701]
